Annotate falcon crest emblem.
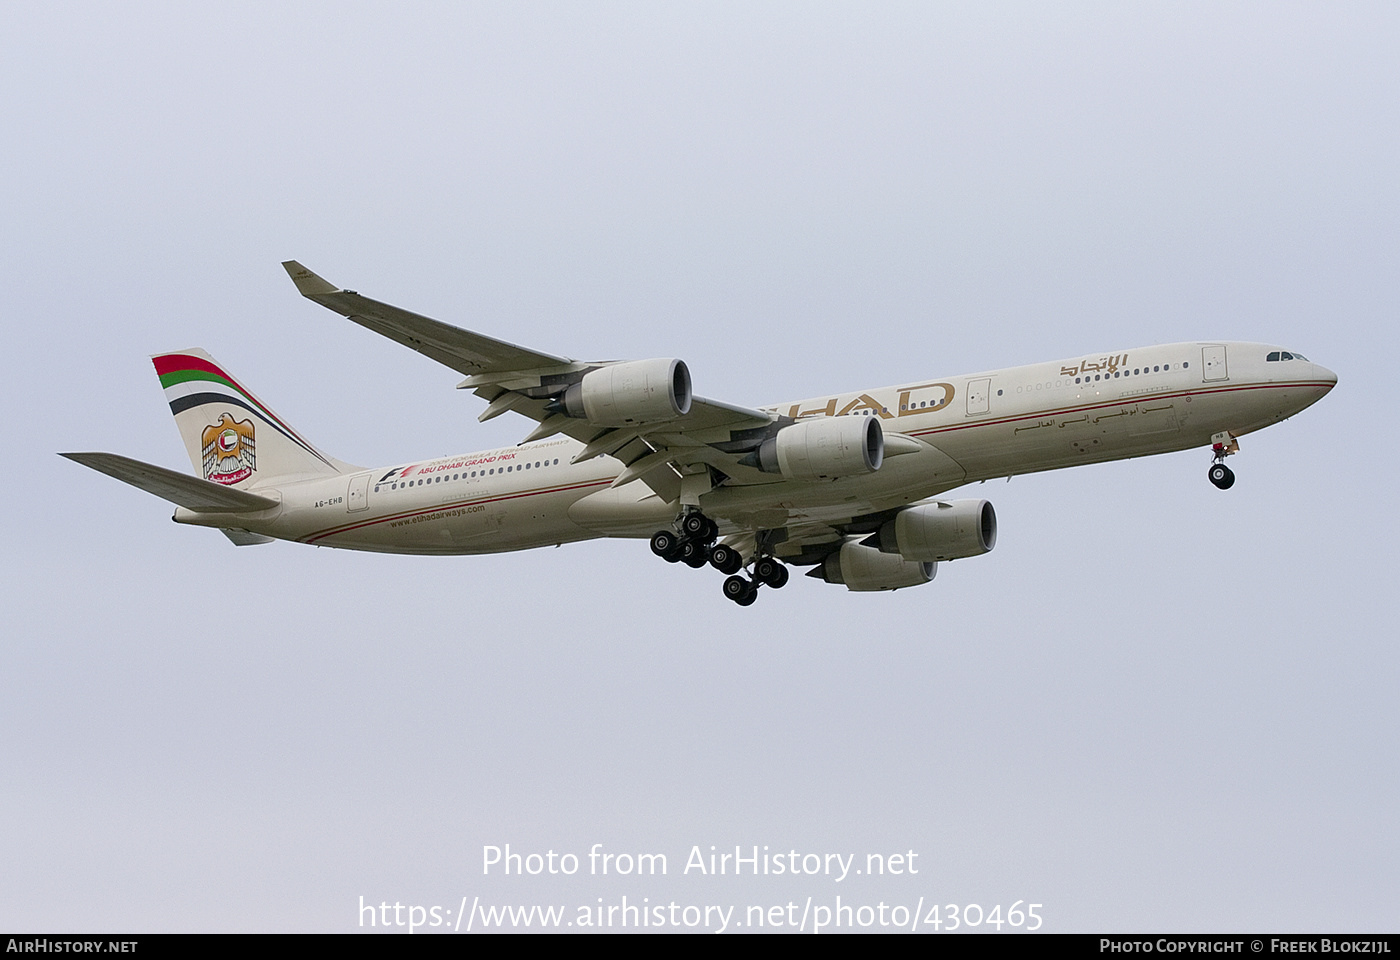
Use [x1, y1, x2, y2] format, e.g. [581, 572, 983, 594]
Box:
[201, 413, 256, 485]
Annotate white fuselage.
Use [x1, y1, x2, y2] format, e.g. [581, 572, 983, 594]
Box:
[185, 342, 1335, 554]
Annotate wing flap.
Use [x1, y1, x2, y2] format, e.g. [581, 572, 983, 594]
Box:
[61, 453, 280, 512]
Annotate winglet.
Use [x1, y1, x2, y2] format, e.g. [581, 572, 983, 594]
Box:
[281, 261, 340, 297]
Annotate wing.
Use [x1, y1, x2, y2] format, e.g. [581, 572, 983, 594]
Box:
[283, 261, 574, 376]
[283, 262, 779, 502]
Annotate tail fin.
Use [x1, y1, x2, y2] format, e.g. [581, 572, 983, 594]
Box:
[153, 349, 357, 487]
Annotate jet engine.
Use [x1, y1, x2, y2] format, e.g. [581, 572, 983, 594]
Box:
[751, 415, 883, 481]
[868, 499, 997, 562]
[555, 358, 692, 426]
[810, 540, 935, 592]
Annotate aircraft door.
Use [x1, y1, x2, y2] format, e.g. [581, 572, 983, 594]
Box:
[1201, 345, 1228, 382]
[966, 378, 991, 416]
[346, 472, 370, 512]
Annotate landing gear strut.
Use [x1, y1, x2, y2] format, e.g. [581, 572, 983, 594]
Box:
[1208, 431, 1239, 490]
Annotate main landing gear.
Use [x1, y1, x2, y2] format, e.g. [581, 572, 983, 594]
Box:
[649, 513, 790, 606]
[721, 556, 791, 606]
[649, 515, 720, 569]
[1208, 431, 1239, 490]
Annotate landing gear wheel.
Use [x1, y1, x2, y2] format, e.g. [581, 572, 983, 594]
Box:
[723, 575, 758, 605]
[1208, 463, 1235, 490]
[753, 557, 789, 588]
[681, 513, 716, 542]
[709, 544, 743, 575]
[680, 540, 711, 568]
[650, 530, 680, 558]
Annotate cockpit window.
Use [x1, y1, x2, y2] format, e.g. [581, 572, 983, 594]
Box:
[1266, 350, 1309, 362]
[1267, 352, 1280, 361]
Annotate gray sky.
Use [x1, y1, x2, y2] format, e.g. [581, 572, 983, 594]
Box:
[3, 2, 1396, 932]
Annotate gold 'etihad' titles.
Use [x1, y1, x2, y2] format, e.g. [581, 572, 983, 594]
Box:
[782, 356, 1136, 422]
[785, 382, 956, 421]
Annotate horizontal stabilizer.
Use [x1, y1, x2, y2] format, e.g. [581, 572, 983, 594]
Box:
[60, 453, 279, 512]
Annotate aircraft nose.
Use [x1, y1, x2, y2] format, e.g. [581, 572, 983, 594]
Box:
[1312, 363, 1338, 390]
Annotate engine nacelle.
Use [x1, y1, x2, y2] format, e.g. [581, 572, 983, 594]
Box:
[559, 358, 692, 426]
[874, 499, 997, 562]
[814, 540, 935, 592]
[754, 415, 883, 480]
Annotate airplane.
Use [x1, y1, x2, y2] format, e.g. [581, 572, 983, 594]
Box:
[62, 261, 1337, 606]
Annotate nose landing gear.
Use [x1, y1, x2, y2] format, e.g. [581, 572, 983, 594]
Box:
[1208, 431, 1239, 490]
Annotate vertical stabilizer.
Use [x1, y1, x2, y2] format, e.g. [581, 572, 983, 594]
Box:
[153, 349, 354, 487]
